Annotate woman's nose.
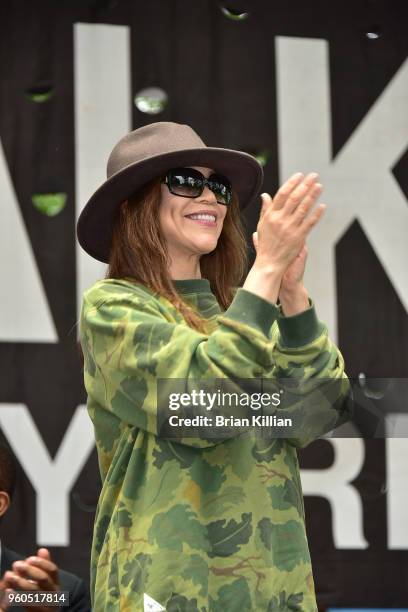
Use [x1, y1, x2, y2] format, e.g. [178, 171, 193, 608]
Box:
[198, 184, 218, 203]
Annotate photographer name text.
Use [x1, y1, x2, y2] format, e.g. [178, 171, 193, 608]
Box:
[168, 414, 292, 427]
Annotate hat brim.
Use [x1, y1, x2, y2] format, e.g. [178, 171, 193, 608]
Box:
[76, 147, 264, 263]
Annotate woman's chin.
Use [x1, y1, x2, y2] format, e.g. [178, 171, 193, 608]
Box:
[179, 234, 218, 253]
[194, 239, 219, 254]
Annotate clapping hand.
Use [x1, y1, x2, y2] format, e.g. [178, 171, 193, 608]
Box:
[2, 548, 60, 612]
[252, 172, 325, 315]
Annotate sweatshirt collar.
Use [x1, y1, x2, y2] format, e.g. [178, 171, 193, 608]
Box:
[172, 278, 212, 294]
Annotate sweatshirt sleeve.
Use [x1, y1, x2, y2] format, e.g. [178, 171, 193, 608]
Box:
[80, 282, 280, 448]
[268, 299, 352, 448]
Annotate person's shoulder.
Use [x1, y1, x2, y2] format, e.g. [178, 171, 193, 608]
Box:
[1, 546, 23, 572]
[81, 278, 185, 323]
[83, 277, 156, 306]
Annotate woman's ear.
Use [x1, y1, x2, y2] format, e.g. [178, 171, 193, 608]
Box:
[0, 491, 10, 519]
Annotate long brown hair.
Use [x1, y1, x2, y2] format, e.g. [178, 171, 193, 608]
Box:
[106, 175, 249, 333]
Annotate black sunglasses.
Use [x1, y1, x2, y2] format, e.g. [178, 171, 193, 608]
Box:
[161, 167, 232, 205]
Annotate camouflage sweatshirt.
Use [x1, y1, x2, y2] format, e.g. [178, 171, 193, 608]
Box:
[79, 277, 350, 612]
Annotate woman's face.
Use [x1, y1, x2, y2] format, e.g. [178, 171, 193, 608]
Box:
[159, 166, 228, 259]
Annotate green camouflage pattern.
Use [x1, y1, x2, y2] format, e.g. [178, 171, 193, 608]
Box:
[79, 277, 350, 611]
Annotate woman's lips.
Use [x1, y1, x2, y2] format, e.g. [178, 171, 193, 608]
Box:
[185, 217, 217, 227]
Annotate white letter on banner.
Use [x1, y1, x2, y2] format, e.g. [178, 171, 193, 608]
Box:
[300, 438, 368, 548]
[276, 36, 408, 340]
[0, 404, 95, 545]
[386, 413, 408, 549]
[0, 141, 57, 342]
[74, 23, 131, 327]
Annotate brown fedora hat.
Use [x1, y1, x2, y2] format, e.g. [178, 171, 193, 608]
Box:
[76, 121, 264, 263]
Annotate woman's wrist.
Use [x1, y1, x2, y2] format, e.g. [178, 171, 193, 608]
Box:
[243, 263, 284, 305]
[279, 284, 310, 316]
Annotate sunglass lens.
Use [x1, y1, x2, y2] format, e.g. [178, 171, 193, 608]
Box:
[209, 175, 232, 205]
[169, 169, 202, 197]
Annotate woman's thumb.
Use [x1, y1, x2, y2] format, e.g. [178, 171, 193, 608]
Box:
[252, 231, 258, 252]
[259, 193, 269, 220]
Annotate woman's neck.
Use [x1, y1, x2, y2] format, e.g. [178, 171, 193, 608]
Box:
[168, 255, 202, 280]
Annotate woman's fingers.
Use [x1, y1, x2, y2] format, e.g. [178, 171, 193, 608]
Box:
[259, 192, 273, 220]
[303, 203, 326, 231]
[252, 231, 258, 252]
[272, 172, 305, 209]
[254, 171, 325, 271]
[261, 172, 321, 218]
[283, 173, 320, 215]
[292, 182, 323, 223]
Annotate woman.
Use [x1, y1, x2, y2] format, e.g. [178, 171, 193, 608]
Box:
[77, 122, 350, 611]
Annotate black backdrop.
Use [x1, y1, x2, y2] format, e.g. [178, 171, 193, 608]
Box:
[0, 0, 407, 607]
